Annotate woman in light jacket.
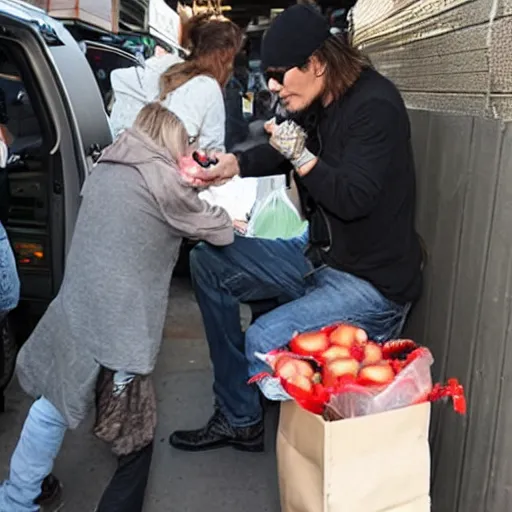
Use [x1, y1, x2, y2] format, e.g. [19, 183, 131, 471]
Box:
[0, 103, 234, 512]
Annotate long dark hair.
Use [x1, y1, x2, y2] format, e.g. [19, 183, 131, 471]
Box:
[314, 34, 372, 102]
[159, 14, 242, 99]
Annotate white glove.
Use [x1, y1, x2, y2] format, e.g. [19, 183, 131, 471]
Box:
[267, 118, 316, 169]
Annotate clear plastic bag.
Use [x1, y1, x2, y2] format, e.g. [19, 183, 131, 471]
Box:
[247, 179, 307, 239]
[325, 348, 434, 420]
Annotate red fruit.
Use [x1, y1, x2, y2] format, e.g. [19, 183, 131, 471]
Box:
[322, 345, 351, 361]
[330, 324, 368, 348]
[382, 339, 418, 359]
[355, 328, 369, 344]
[322, 357, 360, 388]
[293, 360, 315, 378]
[363, 342, 383, 365]
[275, 359, 298, 380]
[349, 344, 365, 362]
[288, 374, 313, 394]
[275, 358, 314, 381]
[358, 362, 395, 386]
[390, 359, 406, 374]
[290, 332, 330, 357]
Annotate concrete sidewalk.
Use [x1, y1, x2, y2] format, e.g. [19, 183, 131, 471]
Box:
[0, 278, 281, 511]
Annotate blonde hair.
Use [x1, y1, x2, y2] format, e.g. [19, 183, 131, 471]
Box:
[133, 103, 189, 161]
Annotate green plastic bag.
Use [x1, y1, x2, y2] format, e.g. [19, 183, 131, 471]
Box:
[247, 187, 307, 240]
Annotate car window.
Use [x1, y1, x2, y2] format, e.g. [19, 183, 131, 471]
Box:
[0, 48, 41, 156]
[84, 45, 141, 114]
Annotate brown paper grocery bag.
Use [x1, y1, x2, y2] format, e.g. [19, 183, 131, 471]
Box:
[277, 401, 431, 512]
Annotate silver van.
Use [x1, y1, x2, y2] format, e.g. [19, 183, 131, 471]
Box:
[0, 0, 113, 398]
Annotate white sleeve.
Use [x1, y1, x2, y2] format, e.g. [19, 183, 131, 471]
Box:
[197, 79, 226, 152]
[163, 76, 226, 152]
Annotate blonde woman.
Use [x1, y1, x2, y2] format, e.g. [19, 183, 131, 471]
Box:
[0, 103, 233, 512]
[109, 13, 258, 221]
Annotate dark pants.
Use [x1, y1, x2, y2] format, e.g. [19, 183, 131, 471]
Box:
[97, 441, 153, 512]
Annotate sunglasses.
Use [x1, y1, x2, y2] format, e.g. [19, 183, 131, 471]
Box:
[264, 59, 310, 85]
[264, 69, 289, 85]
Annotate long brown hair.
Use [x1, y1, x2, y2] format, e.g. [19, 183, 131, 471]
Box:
[133, 103, 189, 161]
[159, 13, 242, 100]
[314, 35, 372, 102]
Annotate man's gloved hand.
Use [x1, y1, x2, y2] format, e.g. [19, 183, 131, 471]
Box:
[178, 152, 239, 187]
[265, 118, 317, 171]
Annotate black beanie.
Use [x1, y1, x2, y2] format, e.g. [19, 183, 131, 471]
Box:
[261, 5, 332, 70]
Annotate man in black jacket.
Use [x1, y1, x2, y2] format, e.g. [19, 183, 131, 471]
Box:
[170, 4, 423, 452]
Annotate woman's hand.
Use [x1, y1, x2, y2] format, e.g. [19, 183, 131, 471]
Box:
[177, 155, 219, 187]
[233, 219, 248, 235]
[179, 152, 240, 187]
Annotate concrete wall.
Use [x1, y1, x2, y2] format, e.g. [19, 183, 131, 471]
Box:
[353, 2, 512, 511]
[407, 111, 512, 512]
[352, 0, 512, 120]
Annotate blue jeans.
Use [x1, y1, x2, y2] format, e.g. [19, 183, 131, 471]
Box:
[0, 372, 147, 511]
[0, 397, 67, 512]
[190, 231, 410, 428]
[0, 222, 19, 319]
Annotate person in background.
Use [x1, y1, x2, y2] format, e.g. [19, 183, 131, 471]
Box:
[224, 52, 250, 151]
[0, 89, 20, 364]
[168, 4, 423, 452]
[109, 13, 258, 223]
[0, 88, 13, 227]
[0, 103, 233, 512]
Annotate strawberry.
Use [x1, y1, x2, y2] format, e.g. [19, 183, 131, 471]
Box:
[322, 357, 360, 388]
[275, 358, 314, 380]
[390, 359, 406, 374]
[330, 324, 368, 348]
[290, 331, 330, 357]
[358, 362, 395, 386]
[362, 342, 383, 365]
[321, 345, 351, 362]
[349, 344, 365, 362]
[382, 339, 418, 359]
[283, 379, 328, 415]
[288, 374, 313, 394]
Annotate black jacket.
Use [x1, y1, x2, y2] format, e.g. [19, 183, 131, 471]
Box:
[235, 68, 422, 305]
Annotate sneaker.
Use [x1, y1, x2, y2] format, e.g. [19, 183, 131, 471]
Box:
[169, 409, 264, 452]
[35, 474, 63, 512]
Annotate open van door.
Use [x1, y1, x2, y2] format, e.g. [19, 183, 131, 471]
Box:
[0, 1, 112, 340]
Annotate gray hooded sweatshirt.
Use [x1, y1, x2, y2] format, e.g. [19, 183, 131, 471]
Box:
[16, 128, 234, 428]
